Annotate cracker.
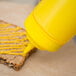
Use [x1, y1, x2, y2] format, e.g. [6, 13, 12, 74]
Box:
[0, 20, 35, 71]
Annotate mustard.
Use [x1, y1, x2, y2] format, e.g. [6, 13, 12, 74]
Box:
[0, 24, 34, 56]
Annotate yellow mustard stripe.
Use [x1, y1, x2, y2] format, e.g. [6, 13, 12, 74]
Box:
[0, 38, 27, 42]
[0, 27, 21, 32]
[0, 49, 23, 52]
[0, 24, 34, 56]
[0, 38, 27, 43]
[0, 34, 25, 38]
[0, 46, 25, 49]
[0, 49, 25, 56]
[0, 41, 28, 45]
[0, 32, 26, 35]
[0, 44, 24, 47]
[8, 32, 26, 37]
[0, 24, 10, 27]
[5, 52, 24, 56]
[0, 41, 23, 43]
[1, 44, 27, 47]
[0, 48, 25, 56]
[0, 37, 27, 40]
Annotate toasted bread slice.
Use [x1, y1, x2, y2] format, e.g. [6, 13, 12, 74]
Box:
[0, 20, 35, 71]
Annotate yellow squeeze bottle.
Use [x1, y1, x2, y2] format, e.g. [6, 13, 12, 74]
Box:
[25, 0, 76, 52]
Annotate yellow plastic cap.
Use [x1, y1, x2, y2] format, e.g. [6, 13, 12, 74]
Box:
[24, 12, 61, 52]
